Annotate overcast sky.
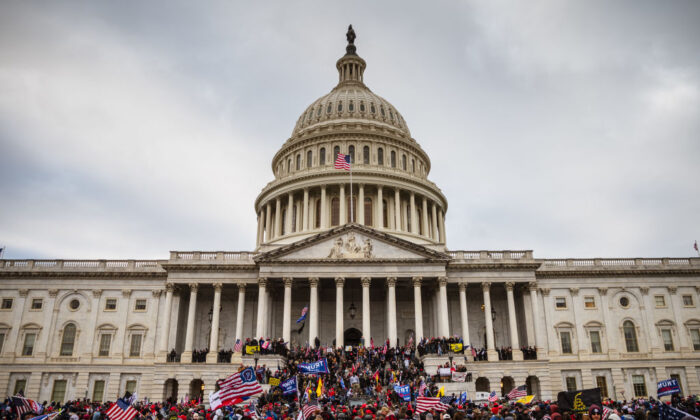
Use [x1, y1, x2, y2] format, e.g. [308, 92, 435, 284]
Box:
[1, 1, 699, 260]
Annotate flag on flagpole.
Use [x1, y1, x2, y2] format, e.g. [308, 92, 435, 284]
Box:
[301, 404, 320, 420]
[488, 391, 498, 402]
[234, 339, 243, 353]
[316, 378, 323, 397]
[217, 367, 263, 403]
[297, 307, 308, 323]
[105, 399, 137, 420]
[334, 153, 351, 171]
[416, 397, 450, 413]
[10, 396, 43, 416]
[437, 386, 445, 397]
[507, 385, 527, 400]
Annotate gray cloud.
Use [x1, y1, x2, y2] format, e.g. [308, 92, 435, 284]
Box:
[0, 0, 698, 259]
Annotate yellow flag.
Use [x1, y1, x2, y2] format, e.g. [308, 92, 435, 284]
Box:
[269, 377, 281, 386]
[449, 343, 463, 352]
[516, 395, 535, 404]
[245, 345, 260, 355]
[437, 386, 445, 397]
[316, 378, 323, 397]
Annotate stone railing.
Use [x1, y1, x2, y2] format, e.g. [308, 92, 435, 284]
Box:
[447, 250, 534, 262]
[169, 251, 257, 262]
[538, 258, 699, 267]
[1, 259, 166, 270]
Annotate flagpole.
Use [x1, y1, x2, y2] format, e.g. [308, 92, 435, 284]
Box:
[350, 160, 353, 223]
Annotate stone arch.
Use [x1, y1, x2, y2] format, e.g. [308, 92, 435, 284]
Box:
[501, 376, 515, 396]
[189, 379, 204, 402]
[163, 379, 178, 403]
[344, 328, 362, 346]
[56, 290, 92, 312]
[526, 376, 540, 399]
[475, 377, 490, 392]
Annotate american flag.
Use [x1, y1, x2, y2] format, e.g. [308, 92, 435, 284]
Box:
[261, 340, 270, 350]
[29, 411, 61, 420]
[602, 406, 612, 420]
[507, 385, 527, 400]
[334, 153, 351, 170]
[218, 367, 263, 402]
[659, 403, 698, 420]
[418, 381, 427, 396]
[416, 397, 450, 413]
[488, 391, 499, 402]
[105, 399, 137, 420]
[11, 396, 43, 416]
[301, 404, 320, 419]
[234, 339, 243, 353]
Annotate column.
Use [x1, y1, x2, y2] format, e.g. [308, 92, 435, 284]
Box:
[358, 184, 364, 225]
[274, 197, 282, 237]
[413, 277, 424, 341]
[459, 283, 470, 345]
[438, 210, 446, 243]
[438, 277, 450, 337]
[394, 189, 401, 231]
[402, 200, 408, 231]
[303, 188, 310, 231]
[570, 287, 588, 355]
[668, 286, 691, 351]
[182, 283, 198, 362]
[421, 196, 429, 237]
[409, 192, 418, 234]
[282, 278, 292, 343]
[159, 284, 175, 357]
[431, 203, 439, 241]
[598, 287, 618, 357]
[207, 283, 223, 363]
[265, 202, 272, 241]
[309, 277, 319, 344]
[320, 186, 328, 228]
[506, 282, 523, 360]
[255, 278, 267, 338]
[340, 184, 346, 224]
[361, 277, 371, 344]
[376, 186, 384, 229]
[640, 287, 660, 353]
[285, 192, 293, 235]
[482, 282, 497, 359]
[256, 211, 262, 247]
[387, 277, 398, 347]
[335, 277, 345, 348]
[528, 283, 545, 354]
[234, 284, 246, 345]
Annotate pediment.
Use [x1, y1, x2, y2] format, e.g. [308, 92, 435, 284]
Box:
[255, 224, 450, 263]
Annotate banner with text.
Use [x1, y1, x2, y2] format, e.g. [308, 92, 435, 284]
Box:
[394, 385, 411, 402]
[657, 379, 681, 397]
[268, 377, 281, 387]
[279, 377, 298, 395]
[451, 371, 467, 382]
[298, 358, 330, 374]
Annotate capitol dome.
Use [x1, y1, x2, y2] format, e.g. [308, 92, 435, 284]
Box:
[254, 26, 447, 250]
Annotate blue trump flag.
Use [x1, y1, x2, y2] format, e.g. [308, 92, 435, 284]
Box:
[298, 358, 329, 374]
[394, 385, 411, 402]
[279, 377, 298, 396]
[659, 403, 698, 420]
[657, 379, 681, 397]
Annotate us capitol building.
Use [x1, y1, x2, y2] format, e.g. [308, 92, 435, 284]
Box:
[1, 27, 699, 405]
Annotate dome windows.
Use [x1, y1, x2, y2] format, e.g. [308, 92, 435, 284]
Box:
[402, 154, 407, 170]
[389, 109, 394, 120]
[306, 150, 312, 168]
[327, 103, 332, 114]
[319, 148, 326, 165]
[377, 148, 384, 165]
[360, 102, 365, 112]
[317, 106, 322, 116]
[363, 146, 370, 164]
[334, 146, 340, 162]
[296, 154, 301, 171]
[338, 101, 343, 112]
[390, 151, 396, 168]
[370, 103, 376, 114]
[349, 101, 354, 112]
[380, 106, 385, 117]
[348, 145, 355, 163]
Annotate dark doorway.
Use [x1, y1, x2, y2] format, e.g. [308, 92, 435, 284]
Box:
[344, 328, 362, 346]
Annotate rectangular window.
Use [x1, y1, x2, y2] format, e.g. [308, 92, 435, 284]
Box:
[584, 296, 596, 308]
[596, 376, 608, 398]
[129, 334, 142, 357]
[662, 329, 674, 351]
[565, 377, 577, 392]
[632, 375, 647, 397]
[590, 331, 602, 353]
[22, 333, 36, 356]
[0, 332, 5, 354]
[682, 295, 694, 306]
[670, 374, 683, 395]
[125, 380, 137, 394]
[1, 298, 12, 309]
[555, 297, 567, 309]
[134, 299, 147, 311]
[654, 295, 666, 308]
[105, 299, 117, 311]
[31, 299, 43, 310]
[51, 380, 67, 403]
[560, 331, 572, 354]
[93, 380, 105, 402]
[14, 379, 27, 395]
[98, 334, 112, 356]
[691, 329, 700, 351]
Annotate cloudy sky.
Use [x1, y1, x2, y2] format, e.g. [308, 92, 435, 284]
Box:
[1, 1, 699, 260]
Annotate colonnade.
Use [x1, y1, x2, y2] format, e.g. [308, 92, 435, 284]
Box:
[255, 185, 446, 246]
[158, 279, 545, 363]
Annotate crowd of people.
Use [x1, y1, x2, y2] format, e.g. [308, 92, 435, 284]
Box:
[2, 394, 699, 420]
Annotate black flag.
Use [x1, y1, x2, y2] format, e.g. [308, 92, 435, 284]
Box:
[557, 388, 602, 412]
[297, 321, 305, 334]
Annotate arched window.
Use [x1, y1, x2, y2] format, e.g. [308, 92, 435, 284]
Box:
[327, 102, 332, 114]
[287, 159, 291, 174]
[370, 103, 376, 114]
[306, 151, 312, 168]
[391, 151, 396, 168]
[378, 148, 384, 165]
[291, 205, 297, 233]
[320, 148, 326, 165]
[296, 154, 301, 171]
[363, 146, 370, 164]
[412, 159, 415, 173]
[402, 154, 407, 170]
[337, 101, 343, 112]
[334, 146, 340, 162]
[331, 198, 340, 226]
[349, 101, 354, 112]
[348, 145, 355, 164]
[417, 208, 423, 235]
[382, 199, 389, 227]
[364, 197, 372, 226]
[360, 102, 365, 112]
[315, 199, 321, 228]
[281, 209, 286, 235]
[60, 323, 77, 356]
[316, 106, 322, 116]
[623, 321, 639, 352]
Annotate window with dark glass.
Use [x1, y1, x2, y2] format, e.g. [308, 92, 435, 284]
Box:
[331, 198, 340, 226]
[590, 330, 602, 353]
[334, 146, 340, 162]
[623, 320, 639, 352]
[349, 101, 354, 112]
[662, 329, 674, 351]
[560, 331, 572, 354]
[93, 380, 105, 402]
[565, 377, 577, 392]
[31, 299, 43, 310]
[327, 103, 332, 113]
[134, 299, 147, 311]
[370, 103, 376, 114]
[51, 380, 67, 403]
[99, 334, 112, 356]
[378, 148, 384, 165]
[348, 145, 355, 163]
[287, 159, 291, 174]
[307, 150, 312, 168]
[596, 376, 608, 398]
[555, 297, 567, 309]
[60, 323, 76, 356]
[296, 154, 301, 171]
[338, 102, 343, 112]
[105, 298, 117, 311]
[130, 333, 142, 357]
[691, 328, 700, 350]
[315, 200, 321, 228]
[364, 198, 372, 226]
[292, 206, 297, 233]
[363, 146, 370, 164]
[632, 375, 646, 397]
[281, 209, 286, 235]
[1, 299, 12, 310]
[390, 151, 396, 168]
[360, 102, 365, 112]
[320, 148, 326, 165]
[22, 333, 36, 356]
[382, 200, 388, 227]
[13, 380, 26, 396]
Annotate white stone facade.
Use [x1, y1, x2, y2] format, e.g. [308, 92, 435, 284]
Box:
[1, 30, 700, 405]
